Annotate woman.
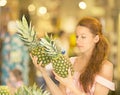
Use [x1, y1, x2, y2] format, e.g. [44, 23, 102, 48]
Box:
[31, 17, 115, 95]
[7, 68, 24, 95]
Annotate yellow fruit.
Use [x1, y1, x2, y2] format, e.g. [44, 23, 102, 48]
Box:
[40, 34, 74, 78]
[16, 16, 51, 67]
[0, 86, 10, 95]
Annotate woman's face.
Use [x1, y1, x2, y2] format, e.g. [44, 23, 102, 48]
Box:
[9, 72, 16, 82]
[75, 26, 99, 54]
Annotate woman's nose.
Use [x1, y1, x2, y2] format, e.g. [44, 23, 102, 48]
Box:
[76, 39, 79, 45]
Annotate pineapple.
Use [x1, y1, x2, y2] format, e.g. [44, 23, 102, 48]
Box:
[0, 86, 10, 95]
[16, 16, 51, 67]
[40, 34, 74, 78]
[15, 84, 50, 95]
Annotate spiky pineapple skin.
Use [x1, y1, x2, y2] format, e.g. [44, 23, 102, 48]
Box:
[29, 45, 52, 67]
[52, 54, 74, 78]
[0, 86, 10, 95]
[16, 16, 52, 67]
[39, 34, 74, 78]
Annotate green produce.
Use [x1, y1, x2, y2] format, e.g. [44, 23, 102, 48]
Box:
[15, 84, 50, 95]
[16, 16, 51, 67]
[40, 34, 74, 78]
[0, 86, 10, 95]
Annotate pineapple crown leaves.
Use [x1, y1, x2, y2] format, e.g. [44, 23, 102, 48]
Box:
[15, 83, 50, 95]
[15, 85, 31, 95]
[40, 33, 62, 56]
[16, 15, 37, 46]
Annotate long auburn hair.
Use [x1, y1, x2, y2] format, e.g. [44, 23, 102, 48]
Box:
[11, 69, 23, 81]
[77, 17, 109, 92]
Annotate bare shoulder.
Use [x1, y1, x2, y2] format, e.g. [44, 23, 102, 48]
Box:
[99, 60, 114, 81]
[102, 60, 114, 71]
[69, 56, 77, 64]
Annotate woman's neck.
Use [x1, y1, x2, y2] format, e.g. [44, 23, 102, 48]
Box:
[75, 49, 93, 72]
[78, 53, 91, 63]
[79, 46, 94, 61]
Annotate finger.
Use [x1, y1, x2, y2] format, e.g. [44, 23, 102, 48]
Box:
[29, 54, 33, 60]
[68, 68, 72, 77]
[53, 71, 60, 78]
[38, 61, 42, 66]
[35, 56, 38, 61]
[32, 56, 38, 66]
[54, 74, 62, 82]
[52, 71, 57, 76]
[53, 71, 64, 80]
[55, 76, 60, 81]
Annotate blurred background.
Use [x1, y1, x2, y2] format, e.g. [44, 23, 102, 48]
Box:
[0, 0, 120, 94]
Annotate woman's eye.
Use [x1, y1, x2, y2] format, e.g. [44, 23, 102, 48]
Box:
[76, 35, 78, 38]
[81, 36, 86, 38]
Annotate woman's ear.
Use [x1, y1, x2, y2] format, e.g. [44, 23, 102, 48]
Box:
[94, 35, 99, 43]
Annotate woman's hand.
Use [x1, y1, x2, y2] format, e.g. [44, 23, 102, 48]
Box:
[53, 69, 76, 89]
[30, 54, 45, 72]
[53, 69, 86, 95]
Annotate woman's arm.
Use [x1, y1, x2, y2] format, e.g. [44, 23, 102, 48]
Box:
[94, 60, 114, 95]
[40, 68, 65, 95]
[30, 55, 65, 95]
[53, 69, 86, 95]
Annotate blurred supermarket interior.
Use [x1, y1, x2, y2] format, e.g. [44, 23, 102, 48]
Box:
[0, 0, 120, 94]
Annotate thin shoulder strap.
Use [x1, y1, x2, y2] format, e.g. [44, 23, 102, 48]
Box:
[95, 75, 115, 91]
[70, 57, 76, 64]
